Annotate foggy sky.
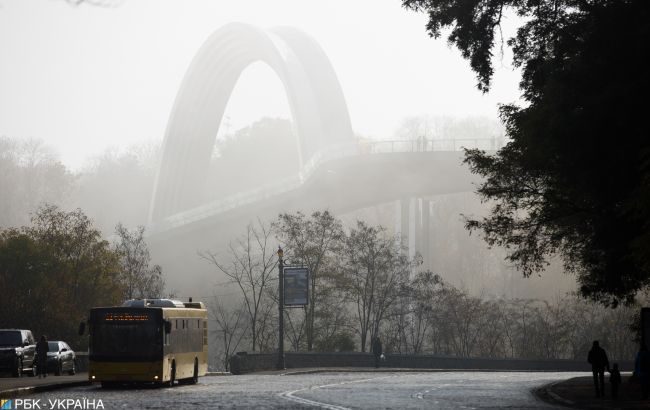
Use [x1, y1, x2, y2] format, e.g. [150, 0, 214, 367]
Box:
[0, 0, 522, 171]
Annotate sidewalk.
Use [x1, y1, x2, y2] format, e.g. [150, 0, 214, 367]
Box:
[536, 375, 649, 409]
[0, 373, 90, 399]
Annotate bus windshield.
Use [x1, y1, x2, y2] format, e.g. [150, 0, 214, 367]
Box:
[91, 322, 162, 360]
[89, 308, 163, 360]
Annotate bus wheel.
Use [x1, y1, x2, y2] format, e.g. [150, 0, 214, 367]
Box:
[168, 361, 176, 387]
[190, 359, 198, 385]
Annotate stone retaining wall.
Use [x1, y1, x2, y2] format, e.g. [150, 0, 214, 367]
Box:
[229, 351, 635, 375]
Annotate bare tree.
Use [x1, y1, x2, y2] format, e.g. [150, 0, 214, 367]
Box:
[285, 308, 307, 351]
[312, 286, 353, 352]
[276, 210, 344, 351]
[209, 299, 247, 372]
[340, 221, 410, 352]
[437, 287, 494, 357]
[114, 223, 164, 300]
[407, 270, 445, 354]
[201, 220, 277, 351]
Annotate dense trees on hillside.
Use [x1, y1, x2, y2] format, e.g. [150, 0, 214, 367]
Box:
[403, 0, 650, 305]
[0, 206, 122, 348]
[0, 205, 164, 349]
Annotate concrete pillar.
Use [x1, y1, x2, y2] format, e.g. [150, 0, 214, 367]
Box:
[422, 199, 431, 271]
[414, 198, 422, 259]
[408, 198, 416, 259]
[399, 198, 411, 254]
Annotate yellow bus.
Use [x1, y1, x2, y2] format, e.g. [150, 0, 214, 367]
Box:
[82, 299, 207, 387]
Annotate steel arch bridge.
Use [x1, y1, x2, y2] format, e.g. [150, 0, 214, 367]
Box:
[150, 23, 354, 224]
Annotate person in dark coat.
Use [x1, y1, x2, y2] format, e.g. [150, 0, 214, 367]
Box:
[372, 336, 383, 369]
[36, 335, 48, 378]
[609, 363, 621, 399]
[588, 340, 609, 397]
[635, 344, 650, 399]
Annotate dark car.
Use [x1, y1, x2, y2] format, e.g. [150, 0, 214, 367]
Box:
[0, 329, 36, 377]
[43, 341, 76, 376]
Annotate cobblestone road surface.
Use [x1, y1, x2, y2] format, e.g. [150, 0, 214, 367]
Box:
[24, 371, 582, 409]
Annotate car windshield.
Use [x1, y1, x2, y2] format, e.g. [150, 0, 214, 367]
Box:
[48, 342, 59, 352]
[0, 331, 22, 347]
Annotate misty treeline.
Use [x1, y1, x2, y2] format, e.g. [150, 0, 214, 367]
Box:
[203, 211, 645, 371]
[0, 205, 164, 349]
[0, 119, 297, 235]
[0, 135, 158, 233]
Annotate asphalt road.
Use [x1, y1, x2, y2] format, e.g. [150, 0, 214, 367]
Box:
[23, 371, 583, 409]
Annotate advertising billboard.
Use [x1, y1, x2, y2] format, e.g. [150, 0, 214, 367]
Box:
[283, 267, 309, 306]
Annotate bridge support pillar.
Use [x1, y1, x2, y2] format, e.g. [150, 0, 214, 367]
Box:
[415, 198, 422, 260]
[421, 199, 431, 271]
[398, 199, 410, 253]
[397, 198, 432, 272]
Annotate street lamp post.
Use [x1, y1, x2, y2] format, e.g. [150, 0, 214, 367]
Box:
[277, 246, 285, 370]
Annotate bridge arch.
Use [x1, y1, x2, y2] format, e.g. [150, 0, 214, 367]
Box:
[149, 23, 354, 223]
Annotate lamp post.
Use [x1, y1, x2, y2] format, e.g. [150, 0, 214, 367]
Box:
[276, 246, 285, 370]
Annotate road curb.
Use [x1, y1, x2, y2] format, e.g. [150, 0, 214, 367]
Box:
[1, 373, 227, 398]
[533, 381, 575, 408]
[0, 380, 91, 399]
[275, 368, 583, 376]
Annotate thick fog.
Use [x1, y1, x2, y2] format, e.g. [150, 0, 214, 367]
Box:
[0, 0, 575, 303]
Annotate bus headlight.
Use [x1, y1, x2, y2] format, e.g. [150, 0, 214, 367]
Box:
[91, 375, 96, 379]
[154, 376, 159, 380]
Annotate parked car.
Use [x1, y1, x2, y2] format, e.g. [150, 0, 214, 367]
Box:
[43, 341, 76, 376]
[0, 329, 36, 377]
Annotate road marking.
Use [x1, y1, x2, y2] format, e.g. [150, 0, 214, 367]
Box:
[279, 375, 394, 409]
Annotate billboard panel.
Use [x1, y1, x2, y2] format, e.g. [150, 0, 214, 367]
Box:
[283, 267, 309, 306]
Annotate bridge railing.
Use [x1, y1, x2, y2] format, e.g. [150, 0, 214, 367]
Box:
[157, 174, 302, 231]
[150, 136, 505, 233]
[361, 137, 505, 154]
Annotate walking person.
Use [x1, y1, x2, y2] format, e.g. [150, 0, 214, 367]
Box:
[372, 336, 383, 369]
[609, 363, 621, 399]
[36, 335, 48, 378]
[588, 340, 609, 397]
[635, 344, 650, 399]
